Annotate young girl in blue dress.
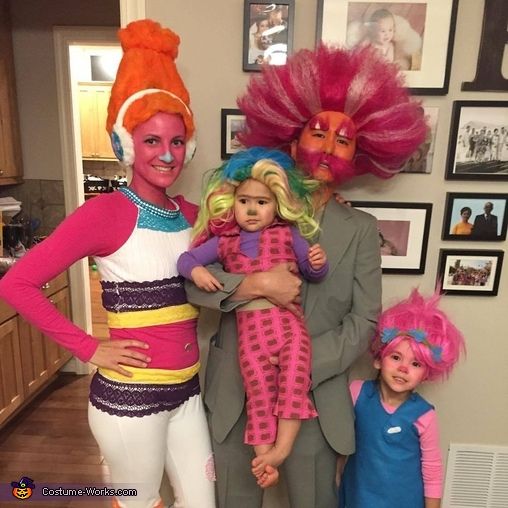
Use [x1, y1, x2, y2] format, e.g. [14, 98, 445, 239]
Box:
[339, 289, 465, 508]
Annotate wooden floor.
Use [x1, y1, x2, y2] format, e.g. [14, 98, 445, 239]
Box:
[0, 373, 111, 507]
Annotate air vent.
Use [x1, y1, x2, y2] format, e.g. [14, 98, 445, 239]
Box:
[443, 443, 508, 507]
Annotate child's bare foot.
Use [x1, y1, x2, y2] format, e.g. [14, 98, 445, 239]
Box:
[255, 464, 279, 488]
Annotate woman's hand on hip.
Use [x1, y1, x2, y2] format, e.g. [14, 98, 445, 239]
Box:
[90, 339, 151, 377]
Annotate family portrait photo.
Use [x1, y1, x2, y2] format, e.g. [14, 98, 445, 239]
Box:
[442, 192, 508, 241]
[446, 101, 508, 181]
[243, 0, 294, 71]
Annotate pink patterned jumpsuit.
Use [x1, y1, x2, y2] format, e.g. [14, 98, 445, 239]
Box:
[218, 223, 321, 445]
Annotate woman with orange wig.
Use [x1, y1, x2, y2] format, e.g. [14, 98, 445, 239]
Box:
[0, 20, 215, 508]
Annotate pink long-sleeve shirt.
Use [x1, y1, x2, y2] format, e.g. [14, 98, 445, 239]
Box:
[0, 190, 198, 368]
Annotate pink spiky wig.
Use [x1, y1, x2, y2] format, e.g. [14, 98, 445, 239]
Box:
[371, 289, 466, 382]
[237, 44, 428, 180]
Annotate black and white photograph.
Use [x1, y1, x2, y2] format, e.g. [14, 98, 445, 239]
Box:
[317, 0, 458, 94]
[401, 106, 439, 174]
[243, 0, 294, 71]
[446, 101, 508, 181]
[437, 249, 504, 296]
[352, 201, 432, 274]
[442, 192, 508, 241]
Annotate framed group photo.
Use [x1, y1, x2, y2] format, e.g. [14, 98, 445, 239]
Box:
[220, 109, 246, 160]
[243, 0, 295, 71]
[445, 101, 508, 181]
[437, 249, 504, 296]
[316, 0, 458, 94]
[442, 192, 508, 241]
[352, 201, 432, 274]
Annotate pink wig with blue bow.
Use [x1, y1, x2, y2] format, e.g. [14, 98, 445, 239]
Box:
[371, 289, 465, 381]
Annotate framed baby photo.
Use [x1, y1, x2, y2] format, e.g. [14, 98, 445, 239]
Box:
[220, 109, 246, 160]
[437, 249, 504, 296]
[316, 0, 458, 94]
[243, 0, 295, 72]
[442, 192, 508, 242]
[445, 101, 508, 181]
[352, 201, 432, 274]
[400, 106, 439, 174]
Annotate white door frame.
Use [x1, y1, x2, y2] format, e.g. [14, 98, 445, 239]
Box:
[53, 26, 118, 374]
[52, 1, 144, 374]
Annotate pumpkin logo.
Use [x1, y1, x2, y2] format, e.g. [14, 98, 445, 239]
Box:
[11, 476, 35, 500]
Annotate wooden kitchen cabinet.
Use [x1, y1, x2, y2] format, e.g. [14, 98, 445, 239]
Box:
[0, 317, 24, 425]
[0, 0, 23, 184]
[0, 272, 72, 427]
[78, 83, 116, 160]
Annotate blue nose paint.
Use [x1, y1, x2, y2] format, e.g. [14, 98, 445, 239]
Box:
[159, 151, 174, 163]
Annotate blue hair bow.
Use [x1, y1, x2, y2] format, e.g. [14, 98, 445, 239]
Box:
[380, 327, 442, 362]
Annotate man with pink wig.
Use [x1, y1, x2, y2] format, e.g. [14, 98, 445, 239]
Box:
[186, 44, 427, 507]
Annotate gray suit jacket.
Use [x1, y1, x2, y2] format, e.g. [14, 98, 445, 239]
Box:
[186, 200, 382, 455]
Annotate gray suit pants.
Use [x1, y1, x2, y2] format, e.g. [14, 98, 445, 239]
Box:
[209, 408, 338, 508]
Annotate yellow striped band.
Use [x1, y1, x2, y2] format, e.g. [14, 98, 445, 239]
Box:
[99, 361, 200, 384]
[107, 303, 199, 328]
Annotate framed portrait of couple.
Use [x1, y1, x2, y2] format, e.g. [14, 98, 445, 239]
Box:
[442, 192, 508, 242]
[316, 0, 458, 94]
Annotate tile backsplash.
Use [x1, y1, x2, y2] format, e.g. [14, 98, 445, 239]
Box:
[0, 179, 65, 236]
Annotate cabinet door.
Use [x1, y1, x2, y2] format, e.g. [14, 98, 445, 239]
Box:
[78, 86, 97, 158]
[94, 86, 115, 159]
[78, 84, 115, 160]
[0, 0, 23, 183]
[17, 317, 49, 397]
[0, 317, 24, 426]
[44, 288, 72, 376]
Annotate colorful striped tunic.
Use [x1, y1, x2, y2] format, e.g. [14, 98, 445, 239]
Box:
[0, 187, 201, 417]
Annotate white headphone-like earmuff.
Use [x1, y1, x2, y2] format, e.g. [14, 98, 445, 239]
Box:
[111, 88, 197, 167]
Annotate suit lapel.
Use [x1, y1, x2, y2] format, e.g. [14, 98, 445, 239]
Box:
[303, 200, 357, 319]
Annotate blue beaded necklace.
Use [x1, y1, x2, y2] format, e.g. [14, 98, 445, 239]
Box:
[119, 187, 180, 219]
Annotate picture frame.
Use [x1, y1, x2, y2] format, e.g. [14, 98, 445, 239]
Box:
[442, 192, 508, 242]
[437, 249, 504, 296]
[445, 101, 508, 181]
[401, 106, 439, 174]
[352, 201, 432, 274]
[220, 109, 246, 160]
[243, 0, 295, 72]
[316, 0, 458, 95]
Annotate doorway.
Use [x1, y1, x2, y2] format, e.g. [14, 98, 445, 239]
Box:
[53, 27, 119, 373]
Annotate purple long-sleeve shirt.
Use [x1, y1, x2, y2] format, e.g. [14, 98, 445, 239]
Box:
[178, 226, 328, 281]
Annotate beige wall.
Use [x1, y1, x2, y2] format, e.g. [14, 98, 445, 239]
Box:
[145, 0, 508, 504]
[8, 0, 507, 505]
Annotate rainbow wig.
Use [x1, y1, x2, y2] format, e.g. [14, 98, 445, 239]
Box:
[192, 147, 321, 246]
[371, 289, 465, 381]
[237, 44, 427, 180]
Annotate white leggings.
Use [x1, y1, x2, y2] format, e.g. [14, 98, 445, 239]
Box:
[88, 394, 216, 508]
